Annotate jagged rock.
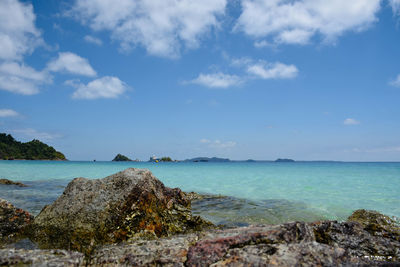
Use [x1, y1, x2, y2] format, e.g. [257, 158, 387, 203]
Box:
[0, 199, 33, 244]
[0, 178, 27, 187]
[0, 249, 84, 266]
[348, 209, 400, 241]
[29, 168, 213, 254]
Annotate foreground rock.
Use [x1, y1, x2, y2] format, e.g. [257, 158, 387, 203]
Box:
[81, 210, 400, 266]
[0, 249, 84, 266]
[0, 178, 27, 187]
[29, 168, 213, 254]
[0, 209, 399, 266]
[3, 209, 398, 266]
[0, 199, 33, 245]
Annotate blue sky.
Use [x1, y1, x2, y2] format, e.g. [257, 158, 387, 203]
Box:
[1, 0, 400, 161]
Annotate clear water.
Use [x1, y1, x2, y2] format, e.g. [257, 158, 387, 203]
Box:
[0, 161, 399, 225]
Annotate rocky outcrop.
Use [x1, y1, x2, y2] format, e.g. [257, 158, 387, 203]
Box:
[0, 199, 33, 245]
[29, 168, 213, 254]
[348, 209, 400, 240]
[1, 209, 399, 266]
[89, 211, 400, 266]
[0, 178, 27, 187]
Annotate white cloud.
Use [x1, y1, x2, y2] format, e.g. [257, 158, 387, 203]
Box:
[390, 74, 400, 87]
[247, 62, 298, 79]
[11, 128, 62, 141]
[47, 52, 97, 77]
[0, 0, 42, 61]
[200, 139, 236, 149]
[188, 72, 242, 88]
[343, 118, 360, 125]
[84, 35, 103, 46]
[0, 109, 19, 117]
[67, 76, 128, 99]
[70, 0, 226, 58]
[0, 61, 49, 95]
[235, 0, 381, 46]
[390, 0, 400, 15]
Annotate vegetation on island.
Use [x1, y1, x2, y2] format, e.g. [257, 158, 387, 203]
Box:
[160, 157, 172, 162]
[0, 133, 66, 160]
[112, 154, 132, 161]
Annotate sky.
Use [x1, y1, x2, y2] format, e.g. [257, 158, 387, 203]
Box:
[1, 0, 400, 161]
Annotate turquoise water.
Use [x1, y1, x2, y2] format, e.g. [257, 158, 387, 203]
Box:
[0, 161, 399, 224]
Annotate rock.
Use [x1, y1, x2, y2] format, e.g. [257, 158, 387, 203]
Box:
[29, 168, 213, 254]
[0, 248, 84, 266]
[90, 234, 198, 266]
[0, 178, 27, 187]
[3, 209, 400, 266]
[111, 154, 132, 161]
[91, 218, 398, 266]
[348, 209, 400, 240]
[0, 199, 33, 244]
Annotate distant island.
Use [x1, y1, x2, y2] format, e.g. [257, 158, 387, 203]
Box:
[112, 154, 133, 161]
[149, 156, 174, 162]
[275, 158, 295, 162]
[184, 157, 231, 162]
[0, 133, 66, 160]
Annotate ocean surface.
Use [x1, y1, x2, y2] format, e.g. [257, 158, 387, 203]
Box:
[0, 161, 399, 226]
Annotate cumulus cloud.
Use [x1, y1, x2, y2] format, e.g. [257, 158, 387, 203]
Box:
[0, 61, 49, 95]
[0, 0, 42, 61]
[84, 35, 103, 46]
[200, 139, 236, 149]
[235, 0, 381, 46]
[246, 61, 298, 79]
[390, 0, 400, 15]
[0, 0, 47, 95]
[0, 109, 19, 117]
[188, 72, 242, 88]
[67, 76, 128, 99]
[70, 0, 226, 58]
[47, 52, 97, 77]
[343, 118, 360, 125]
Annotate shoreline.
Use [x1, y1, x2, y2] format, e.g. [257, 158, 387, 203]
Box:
[0, 169, 399, 265]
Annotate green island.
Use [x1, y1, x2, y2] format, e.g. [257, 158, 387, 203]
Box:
[0, 133, 66, 160]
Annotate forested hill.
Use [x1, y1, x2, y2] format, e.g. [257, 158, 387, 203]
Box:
[0, 133, 66, 160]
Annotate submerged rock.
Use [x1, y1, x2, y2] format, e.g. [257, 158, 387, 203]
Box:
[0, 178, 27, 187]
[0, 199, 33, 245]
[29, 168, 213, 254]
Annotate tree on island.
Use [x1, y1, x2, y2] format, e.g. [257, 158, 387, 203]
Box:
[0, 133, 66, 160]
[112, 154, 132, 161]
[160, 157, 172, 162]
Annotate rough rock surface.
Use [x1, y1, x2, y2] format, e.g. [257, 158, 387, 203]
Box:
[1, 209, 399, 266]
[0, 178, 27, 187]
[29, 168, 212, 254]
[348, 209, 400, 241]
[0, 199, 33, 244]
[0, 249, 84, 266]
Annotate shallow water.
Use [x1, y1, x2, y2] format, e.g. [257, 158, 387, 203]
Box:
[0, 161, 399, 224]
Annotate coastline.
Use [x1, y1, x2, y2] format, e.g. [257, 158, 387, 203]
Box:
[0, 169, 399, 266]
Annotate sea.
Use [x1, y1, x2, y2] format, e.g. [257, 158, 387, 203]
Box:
[0, 160, 399, 226]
